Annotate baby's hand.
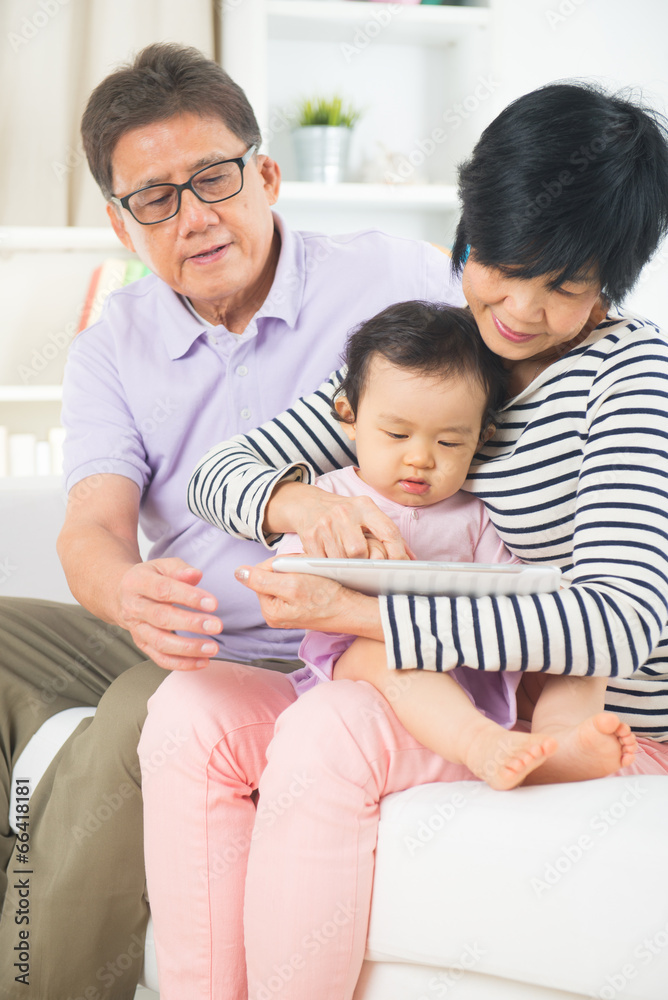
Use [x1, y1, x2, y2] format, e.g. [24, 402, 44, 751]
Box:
[364, 533, 415, 561]
[293, 490, 410, 559]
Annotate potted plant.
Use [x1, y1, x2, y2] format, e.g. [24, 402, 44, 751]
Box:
[292, 95, 362, 183]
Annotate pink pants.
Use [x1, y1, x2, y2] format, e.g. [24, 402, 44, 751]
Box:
[139, 661, 668, 1000]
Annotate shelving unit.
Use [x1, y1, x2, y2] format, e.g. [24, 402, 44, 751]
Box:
[0, 226, 123, 251]
[0, 227, 133, 471]
[0, 385, 63, 402]
[266, 0, 488, 45]
[278, 180, 458, 208]
[222, 0, 490, 241]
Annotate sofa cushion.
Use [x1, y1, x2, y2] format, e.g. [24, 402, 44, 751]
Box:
[9, 706, 96, 832]
[368, 778, 668, 999]
[354, 959, 593, 1000]
[0, 479, 72, 603]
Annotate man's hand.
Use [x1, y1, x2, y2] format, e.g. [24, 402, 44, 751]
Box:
[57, 475, 224, 672]
[117, 558, 223, 671]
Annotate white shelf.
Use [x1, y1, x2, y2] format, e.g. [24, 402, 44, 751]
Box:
[0, 386, 63, 402]
[267, 1, 488, 46]
[277, 181, 458, 209]
[0, 226, 126, 252]
[0, 474, 62, 491]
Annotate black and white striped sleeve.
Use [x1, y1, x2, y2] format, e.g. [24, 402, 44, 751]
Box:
[187, 369, 354, 547]
[380, 346, 668, 678]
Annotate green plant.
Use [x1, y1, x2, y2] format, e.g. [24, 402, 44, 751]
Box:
[296, 95, 361, 129]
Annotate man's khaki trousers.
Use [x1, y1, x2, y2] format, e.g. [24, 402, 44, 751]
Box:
[0, 596, 296, 1000]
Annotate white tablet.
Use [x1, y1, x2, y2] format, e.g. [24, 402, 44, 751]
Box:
[271, 558, 562, 598]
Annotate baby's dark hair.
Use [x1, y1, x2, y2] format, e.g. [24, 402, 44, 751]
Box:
[332, 301, 508, 435]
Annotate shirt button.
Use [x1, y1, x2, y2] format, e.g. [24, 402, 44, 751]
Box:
[411, 509, 419, 520]
[241, 408, 251, 420]
[236, 365, 248, 377]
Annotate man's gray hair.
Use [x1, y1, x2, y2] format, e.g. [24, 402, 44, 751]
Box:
[81, 42, 262, 200]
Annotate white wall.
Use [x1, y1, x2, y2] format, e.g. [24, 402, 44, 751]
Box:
[485, 0, 668, 327]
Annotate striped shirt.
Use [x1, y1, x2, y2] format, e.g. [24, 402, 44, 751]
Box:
[188, 309, 668, 740]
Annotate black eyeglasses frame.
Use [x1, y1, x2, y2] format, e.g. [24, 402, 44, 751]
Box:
[109, 144, 258, 225]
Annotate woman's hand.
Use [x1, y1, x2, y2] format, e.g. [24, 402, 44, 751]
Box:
[235, 558, 385, 640]
[269, 481, 410, 559]
[117, 558, 223, 671]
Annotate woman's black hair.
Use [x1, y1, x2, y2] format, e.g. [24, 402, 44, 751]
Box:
[451, 82, 668, 304]
[333, 301, 508, 435]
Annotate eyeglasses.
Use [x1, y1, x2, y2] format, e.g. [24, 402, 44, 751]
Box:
[110, 145, 257, 225]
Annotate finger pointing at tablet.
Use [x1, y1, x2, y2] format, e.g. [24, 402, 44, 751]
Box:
[268, 483, 409, 560]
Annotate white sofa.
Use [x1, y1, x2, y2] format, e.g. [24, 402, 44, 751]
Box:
[4, 479, 668, 1000]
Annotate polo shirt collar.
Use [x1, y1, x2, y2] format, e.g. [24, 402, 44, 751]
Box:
[255, 211, 305, 329]
[158, 210, 304, 360]
[156, 280, 207, 361]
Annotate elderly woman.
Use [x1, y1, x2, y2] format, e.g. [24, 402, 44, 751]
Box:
[140, 82, 668, 999]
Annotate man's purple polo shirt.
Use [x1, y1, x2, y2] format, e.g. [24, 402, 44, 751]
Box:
[62, 212, 465, 662]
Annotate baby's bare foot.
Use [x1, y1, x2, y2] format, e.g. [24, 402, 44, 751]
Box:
[465, 727, 559, 791]
[523, 712, 637, 785]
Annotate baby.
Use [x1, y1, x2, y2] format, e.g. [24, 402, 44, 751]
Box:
[277, 301, 637, 788]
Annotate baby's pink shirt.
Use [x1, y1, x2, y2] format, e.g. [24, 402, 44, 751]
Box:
[277, 466, 520, 727]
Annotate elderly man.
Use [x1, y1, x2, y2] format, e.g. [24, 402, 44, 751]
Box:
[0, 43, 462, 998]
